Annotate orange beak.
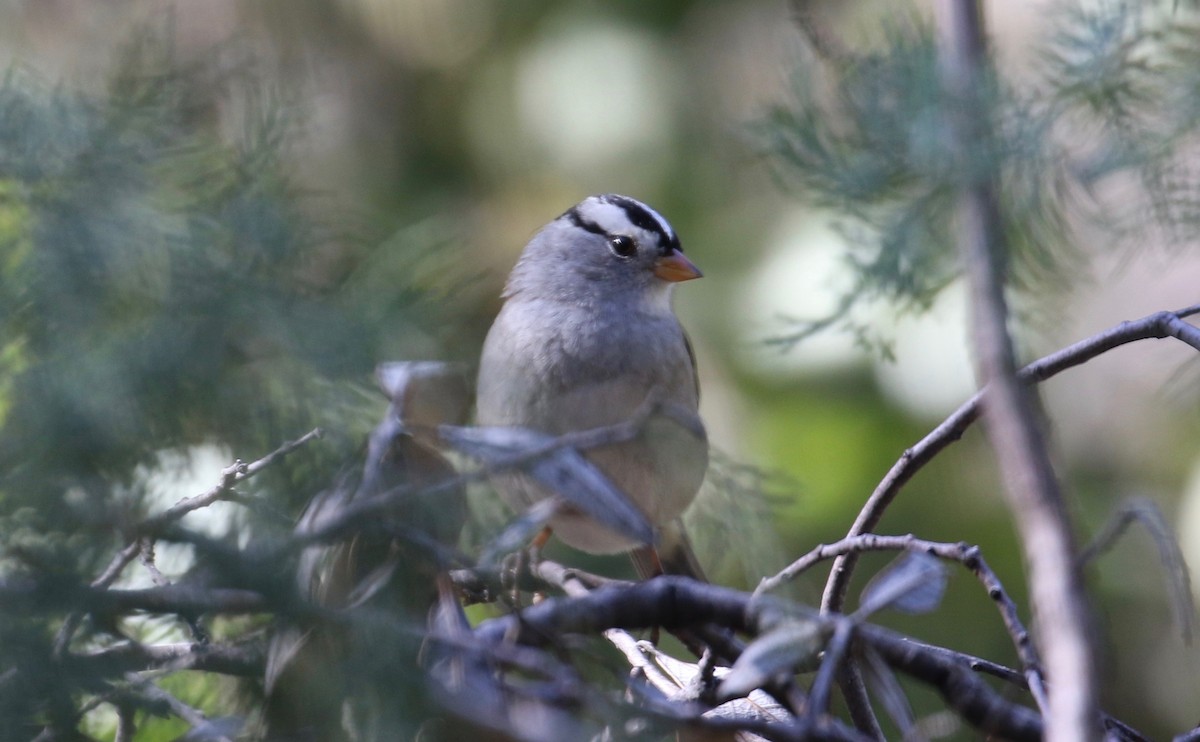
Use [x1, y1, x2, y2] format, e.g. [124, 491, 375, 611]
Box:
[653, 250, 703, 282]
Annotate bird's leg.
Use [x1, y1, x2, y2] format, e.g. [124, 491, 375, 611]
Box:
[627, 544, 666, 642]
[502, 526, 554, 606]
[526, 526, 551, 604]
[629, 544, 666, 579]
[530, 525, 553, 551]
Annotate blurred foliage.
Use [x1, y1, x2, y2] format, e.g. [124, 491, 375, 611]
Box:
[0, 0, 1197, 739]
[0, 22, 480, 740]
[0, 28, 476, 570]
[763, 0, 1200, 348]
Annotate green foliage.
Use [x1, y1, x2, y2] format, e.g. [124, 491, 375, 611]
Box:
[0, 27, 475, 738]
[763, 1, 1200, 348]
[0, 31, 473, 570]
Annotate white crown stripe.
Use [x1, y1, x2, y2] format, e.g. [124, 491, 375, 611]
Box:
[575, 195, 677, 251]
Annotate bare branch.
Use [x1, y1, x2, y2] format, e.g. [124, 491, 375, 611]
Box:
[936, 1, 1096, 737]
[856, 621, 1042, 741]
[815, 304, 1200, 739]
[52, 430, 323, 657]
[78, 641, 263, 677]
[0, 579, 268, 616]
[87, 429, 322, 593]
[139, 427, 323, 538]
[760, 534, 1048, 714]
[471, 576, 1045, 741]
[820, 304, 1200, 616]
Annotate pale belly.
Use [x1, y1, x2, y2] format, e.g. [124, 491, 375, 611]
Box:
[482, 378, 708, 554]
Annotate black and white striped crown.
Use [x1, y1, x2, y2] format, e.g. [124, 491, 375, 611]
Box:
[563, 194, 682, 257]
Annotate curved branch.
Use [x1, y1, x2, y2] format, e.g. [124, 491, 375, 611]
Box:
[820, 303, 1200, 615]
[1078, 497, 1194, 645]
[760, 534, 1048, 714]
[473, 576, 1045, 742]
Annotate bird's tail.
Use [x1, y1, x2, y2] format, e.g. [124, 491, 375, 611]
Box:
[630, 518, 706, 581]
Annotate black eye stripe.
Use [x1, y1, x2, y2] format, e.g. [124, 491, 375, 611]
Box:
[564, 197, 684, 257]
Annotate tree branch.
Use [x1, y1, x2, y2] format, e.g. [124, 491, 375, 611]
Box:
[76, 640, 263, 677]
[936, 1, 1096, 738]
[0, 579, 268, 616]
[53, 429, 323, 656]
[472, 577, 1046, 741]
[819, 304, 1200, 616]
[761, 534, 1048, 714]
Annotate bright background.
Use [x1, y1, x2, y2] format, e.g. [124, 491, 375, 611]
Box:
[2, 1, 1199, 737]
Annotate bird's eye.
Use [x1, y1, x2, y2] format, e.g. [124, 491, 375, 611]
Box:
[608, 235, 636, 259]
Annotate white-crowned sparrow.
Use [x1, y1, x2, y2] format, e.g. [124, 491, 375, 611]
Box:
[476, 194, 708, 579]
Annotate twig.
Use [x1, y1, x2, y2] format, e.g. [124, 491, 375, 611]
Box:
[806, 619, 854, 722]
[820, 304, 1200, 614]
[1079, 497, 1194, 644]
[138, 427, 323, 537]
[55, 430, 322, 655]
[124, 672, 233, 742]
[96, 428, 321, 590]
[137, 539, 170, 588]
[297, 406, 679, 551]
[760, 534, 1048, 714]
[835, 664, 881, 741]
[88, 541, 143, 595]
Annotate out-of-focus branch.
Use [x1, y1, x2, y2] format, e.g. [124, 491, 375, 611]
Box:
[1175, 726, 1200, 742]
[78, 640, 263, 677]
[295, 405, 678, 551]
[789, 0, 852, 64]
[0, 579, 268, 616]
[1078, 497, 1194, 644]
[90, 428, 323, 591]
[53, 429, 323, 656]
[114, 704, 135, 742]
[123, 673, 235, 742]
[935, 1, 1096, 739]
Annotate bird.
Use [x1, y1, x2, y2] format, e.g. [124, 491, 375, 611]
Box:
[476, 194, 708, 580]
